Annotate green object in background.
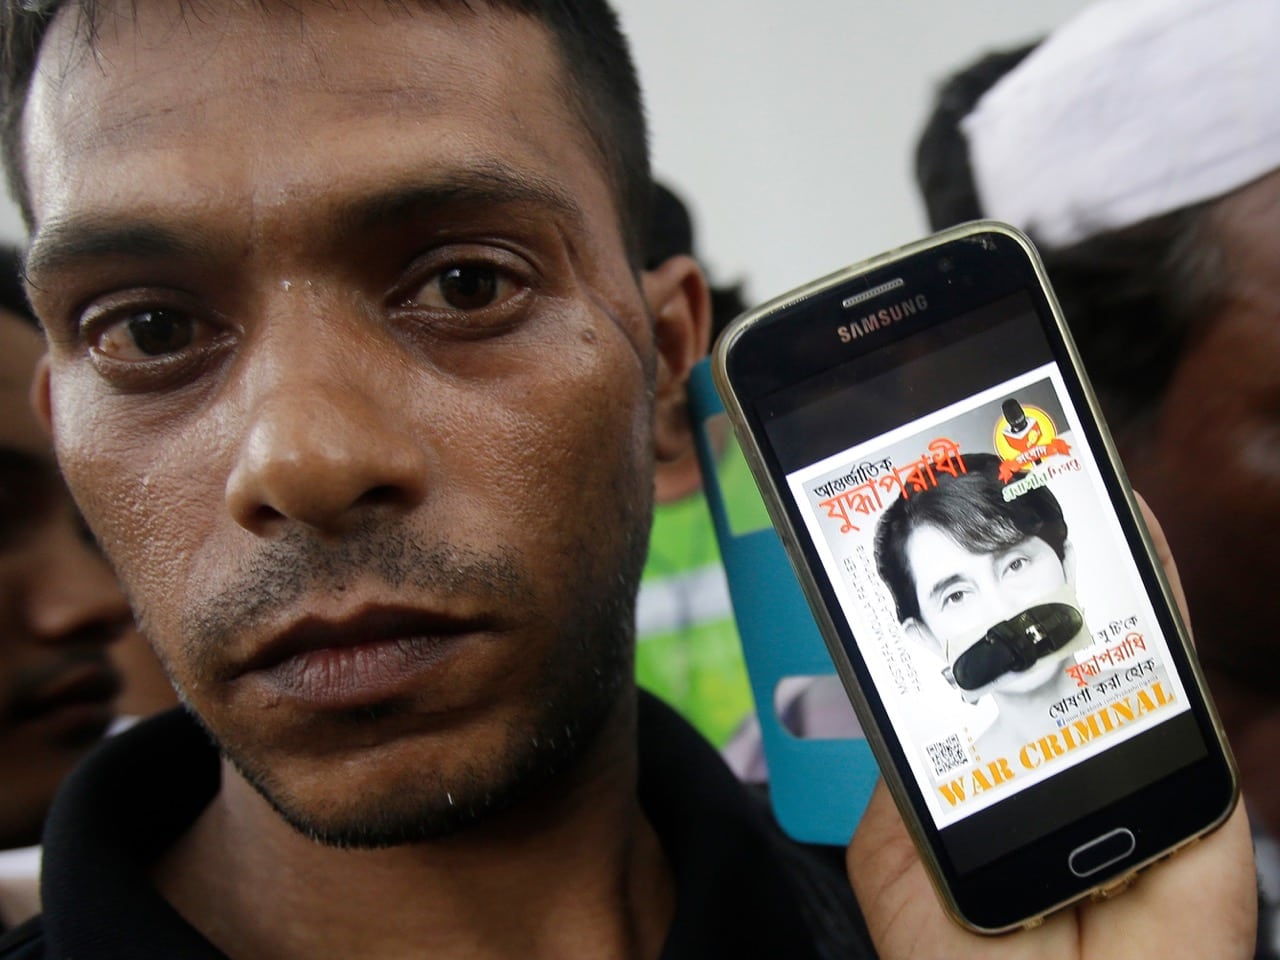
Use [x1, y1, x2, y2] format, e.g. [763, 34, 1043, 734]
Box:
[634, 443, 771, 748]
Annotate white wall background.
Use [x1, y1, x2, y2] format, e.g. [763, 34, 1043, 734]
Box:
[612, 0, 1090, 304]
[0, 1, 1092, 299]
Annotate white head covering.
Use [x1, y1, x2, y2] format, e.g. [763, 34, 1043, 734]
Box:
[962, 0, 1280, 248]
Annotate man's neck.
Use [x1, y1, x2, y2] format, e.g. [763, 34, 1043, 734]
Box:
[152, 696, 674, 960]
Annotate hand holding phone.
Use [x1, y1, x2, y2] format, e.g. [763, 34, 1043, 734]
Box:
[713, 223, 1240, 933]
[850, 501, 1256, 958]
[851, 777, 1255, 959]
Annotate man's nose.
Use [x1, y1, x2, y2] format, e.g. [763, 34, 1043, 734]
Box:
[224, 340, 431, 537]
[16, 520, 134, 648]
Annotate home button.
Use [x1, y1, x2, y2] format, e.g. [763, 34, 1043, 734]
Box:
[1068, 828, 1135, 877]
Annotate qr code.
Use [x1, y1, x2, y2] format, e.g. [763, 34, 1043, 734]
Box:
[926, 734, 969, 776]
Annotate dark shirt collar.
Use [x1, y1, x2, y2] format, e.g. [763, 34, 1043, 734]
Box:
[21, 693, 868, 959]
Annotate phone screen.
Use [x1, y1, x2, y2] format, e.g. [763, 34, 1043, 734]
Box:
[742, 251, 1215, 884]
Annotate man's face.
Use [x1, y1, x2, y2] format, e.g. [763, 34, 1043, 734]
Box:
[22, 1, 675, 844]
[905, 524, 1069, 695]
[1123, 169, 1280, 690]
[0, 310, 130, 849]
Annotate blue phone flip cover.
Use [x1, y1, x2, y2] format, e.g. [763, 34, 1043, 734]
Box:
[688, 358, 878, 845]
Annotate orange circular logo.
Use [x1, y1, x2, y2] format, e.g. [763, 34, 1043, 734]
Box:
[993, 404, 1057, 468]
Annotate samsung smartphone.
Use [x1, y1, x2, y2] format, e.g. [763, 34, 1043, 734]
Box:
[712, 221, 1237, 933]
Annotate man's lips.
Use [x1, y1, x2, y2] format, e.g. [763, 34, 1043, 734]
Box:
[5, 659, 123, 743]
[235, 606, 489, 710]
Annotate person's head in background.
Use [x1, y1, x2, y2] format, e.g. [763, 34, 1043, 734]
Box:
[0, 245, 137, 850]
[642, 181, 746, 505]
[914, 42, 1037, 230]
[915, 0, 1280, 832]
[633, 181, 755, 751]
[0, 245, 174, 724]
[644, 183, 746, 345]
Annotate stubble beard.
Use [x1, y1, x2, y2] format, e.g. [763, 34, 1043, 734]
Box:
[161, 501, 652, 849]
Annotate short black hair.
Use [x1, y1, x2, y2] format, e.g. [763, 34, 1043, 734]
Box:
[874, 453, 1068, 624]
[914, 41, 1038, 232]
[0, 0, 652, 264]
[644, 180, 747, 339]
[1035, 206, 1224, 436]
[0, 243, 33, 325]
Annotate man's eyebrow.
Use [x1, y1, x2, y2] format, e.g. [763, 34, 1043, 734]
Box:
[927, 573, 968, 604]
[25, 218, 222, 282]
[339, 166, 585, 235]
[25, 168, 585, 281]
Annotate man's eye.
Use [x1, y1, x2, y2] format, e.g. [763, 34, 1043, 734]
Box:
[1004, 556, 1029, 576]
[97, 309, 197, 360]
[941, 589, 968, 608]
[411, 265, 514, 312]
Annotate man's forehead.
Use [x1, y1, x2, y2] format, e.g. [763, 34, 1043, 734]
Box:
[20, 0, 621, 259]
[30, 0, 556, 145]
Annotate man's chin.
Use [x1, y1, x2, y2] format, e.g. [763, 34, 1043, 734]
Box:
[252, 766, 521, 849]
[208, 685, 624, 849]
[218, 732, 505, 847]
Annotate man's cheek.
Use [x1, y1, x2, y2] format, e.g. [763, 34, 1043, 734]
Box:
[57, 453, 205, 638]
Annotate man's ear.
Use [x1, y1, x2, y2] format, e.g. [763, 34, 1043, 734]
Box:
[641, 254, 712, 505]
[31, 353, 53, 435]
